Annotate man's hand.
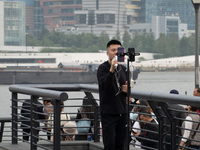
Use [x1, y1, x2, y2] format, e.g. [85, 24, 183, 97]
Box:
[110, 57, 118, 73]
[132, 131, 140, 136]
[122, 81, 127, 93]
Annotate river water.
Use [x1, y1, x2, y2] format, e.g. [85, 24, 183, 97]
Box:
[0, 71, 195, 117]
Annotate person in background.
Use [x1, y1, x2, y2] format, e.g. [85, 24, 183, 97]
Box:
[185, 88, 200, 113]
[75, 96, 94, 140]
[192, 88, 200, 114]
[21, 98, 46, 141]
[193, 88, 200, 97]
[179, 105, 200, 150]
[130, 99, 157, 148]
[50, 101, 71, 141]
[165, 89, 186, 150]
[97, 40, 128, 150]
[42, 98, 53, 140]
[63, 121, 78, 141]
[133, 107, 158, 150]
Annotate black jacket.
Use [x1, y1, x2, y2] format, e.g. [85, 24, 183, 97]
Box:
[21, 99, 46, 128]
[97, 61, 127, 115]
[137, 119, 158, 150]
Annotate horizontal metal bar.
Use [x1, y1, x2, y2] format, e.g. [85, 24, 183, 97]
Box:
[9, 85, 68, 101]
[15, 84, 200, 106]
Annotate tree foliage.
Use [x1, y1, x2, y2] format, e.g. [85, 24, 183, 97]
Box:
[27, 29, 197, 58]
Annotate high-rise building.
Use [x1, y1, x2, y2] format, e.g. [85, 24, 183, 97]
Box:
[0, 1, 26, 46]
[156, 0, 194, 30]
[34, 0, 44, 38]
[129, 0, 195, 30]
[129, 15, 188, 39]
[74, 0, 133, 38]
[6, 0, 35, 36]
[39, 0, 82, 32]
[127, 0, 158, 24]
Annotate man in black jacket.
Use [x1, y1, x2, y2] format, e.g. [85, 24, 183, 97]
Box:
[97, 40, 128, 150]
[21, 99, 46, 141]
[133, 107, 158, 150]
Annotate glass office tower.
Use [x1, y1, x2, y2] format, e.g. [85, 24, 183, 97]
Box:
[131, 0, 195, 30]
[3, 1, 26, 46]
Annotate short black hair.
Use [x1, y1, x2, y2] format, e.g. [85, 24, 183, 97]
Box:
[106, 40, 122, 48]
[138, 107, 152, 118]
[190, 105, 199, 112]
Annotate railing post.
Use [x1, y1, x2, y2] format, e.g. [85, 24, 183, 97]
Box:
[31, 96, 38, 150]
[12, 92, 18, 144]
[148, 101, 164, 150]
[159, 102, 177, 150]
[53, 99, 61, 150]
[85, 92, 100, 142]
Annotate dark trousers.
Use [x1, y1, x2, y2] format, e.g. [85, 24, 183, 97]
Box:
[22, 128, 39, 141]
[23, 129, 31, 141]
[101, 114, 127, 150]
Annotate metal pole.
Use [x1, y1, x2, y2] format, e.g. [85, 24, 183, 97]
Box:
[117, 0, 120, 34]
[12, 92, 18, 144]
[25, 33, 27, 53]
[126, 58, 130, 150]
[195, 5, 200, 88]
[53, 99, 61, 150]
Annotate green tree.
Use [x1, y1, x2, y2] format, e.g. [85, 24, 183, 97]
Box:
[131, 32, 144, 52]
[39, 28, 49, 41]
[112, 30, 121, 41]
[26, 34, 41, 46]
[180, 35, 195, 56]
[98, 31, 110, 50]
[122, 30, 131, 49]
[143, 32, 156, 53]
[154, 34, 168, 57]
[41, 36, 53, 46]
[166, 34, 180, 57]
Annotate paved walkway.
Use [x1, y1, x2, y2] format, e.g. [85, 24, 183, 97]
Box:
[0, 141, 143, 150]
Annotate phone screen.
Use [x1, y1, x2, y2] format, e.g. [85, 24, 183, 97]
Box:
[117, 47, 125, 62]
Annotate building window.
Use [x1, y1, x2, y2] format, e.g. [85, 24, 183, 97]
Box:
[61, 9, 74, 13]
[48, 9, 53, 14]
[127, 15, 131, 24]
[75, 0, 82, 4]
[166, 20, 178, 35]
[167, 20, 178, 26]
[75, 14, 86, 24]
[62, 16, 74, 21]
[62, 1, 74, 5]
[97, 14, 115, 24]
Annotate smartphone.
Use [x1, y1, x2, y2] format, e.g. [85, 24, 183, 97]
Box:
[117, 47, 125, 62]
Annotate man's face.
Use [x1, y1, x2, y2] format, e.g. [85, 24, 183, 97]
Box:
[193, 88, 200, 96]
[139, 114, 149, 122]
[107, 44, 121, 62]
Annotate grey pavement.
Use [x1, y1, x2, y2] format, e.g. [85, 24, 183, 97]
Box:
[0, 141, 143, 150]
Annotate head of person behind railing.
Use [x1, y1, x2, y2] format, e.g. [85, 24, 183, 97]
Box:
[42, 97, 54, 140]
[81, 96, 94, 121]
[63, 121, 78, 141]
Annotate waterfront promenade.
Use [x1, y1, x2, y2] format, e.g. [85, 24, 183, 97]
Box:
[1, 83, 200, 150]
[0, 141, 143, 150]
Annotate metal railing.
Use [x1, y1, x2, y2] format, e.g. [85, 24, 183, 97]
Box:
[0, 117, 12, 142]
[7, 84, 200, 150]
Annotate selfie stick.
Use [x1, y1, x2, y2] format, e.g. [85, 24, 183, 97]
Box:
[116, 48, 140, 150]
